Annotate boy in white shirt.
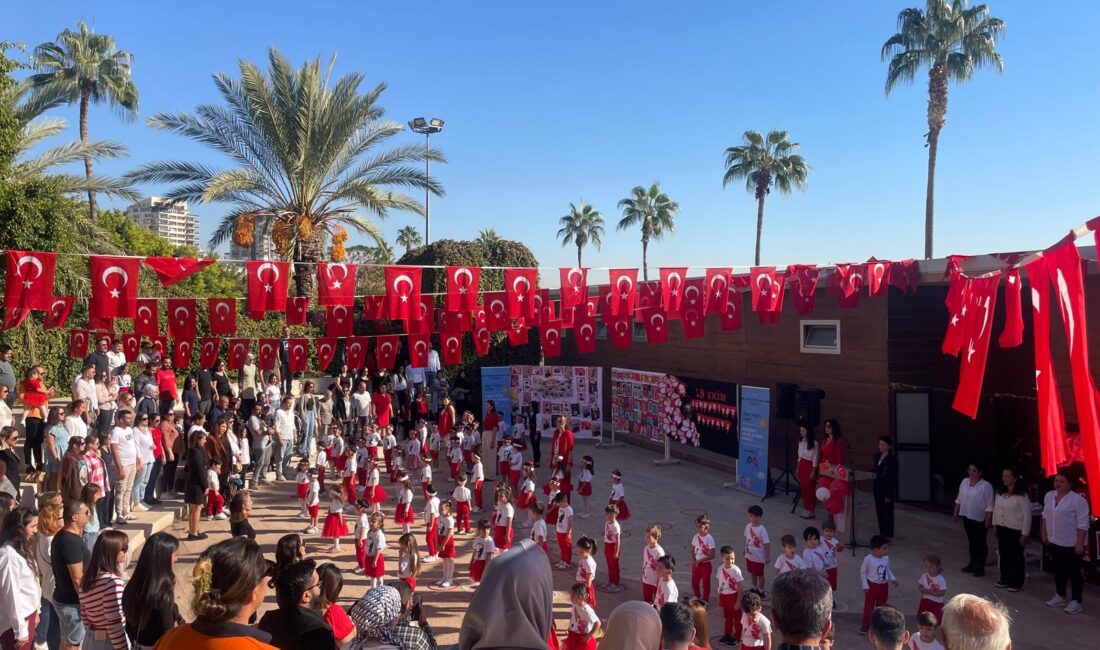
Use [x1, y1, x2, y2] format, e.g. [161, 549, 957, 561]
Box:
[740, 591, 772, 648]
[452, 472, 472, 534]
[744, 505, 770, 596]
[303, 468, 321, 533]
[205, 458, 226, 520]
[802, 526, 828, 577]
[423, 484, 441, 562]
[691, 515, 716, 602]
[909, 612, 945, 650]
[641, 523, 666, 604]
[860, 535, 899, 635]
[553, 492, 574, 569]
[654, 555, 679, 609]
[716, 546, 745, 645]
[773, 535, 806, 575]
[603, 505, 623, 592]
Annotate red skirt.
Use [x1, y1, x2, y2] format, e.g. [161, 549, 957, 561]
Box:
[609, 498, 630, 521]
[439, 536, 455, 559]
[578, 481, 592, 496]
[471, 558, 487, 582]
[357, 467, 368, 485]
[499, 461, 510, 477]
[308, 504, 320, 518]
[401, 576, 417, 592]
[367, 485, 389, 504]
[493, 524, 514, 549]
[395, 503, 416, 524]
[322, 513, 348, 538]
[516, 491, 536, 510]
[563, 630, 597, 650]
[297, 484, 309, 499]
[365, 553, 386, 578]
[334, 455, 347, 472]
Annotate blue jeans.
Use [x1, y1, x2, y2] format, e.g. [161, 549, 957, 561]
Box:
[300, 411, 316, 456]
[425, 371, 439, 410]
[35, 597, 60, 649]
[132, 462, 152, 505]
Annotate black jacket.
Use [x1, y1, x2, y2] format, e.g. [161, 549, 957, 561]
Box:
[257, 606, 336, 650]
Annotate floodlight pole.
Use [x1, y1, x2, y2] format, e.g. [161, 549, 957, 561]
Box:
[408, 117, 444, 245]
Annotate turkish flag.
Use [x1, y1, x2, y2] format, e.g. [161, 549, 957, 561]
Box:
[408, 333, 431, 368]
[537, 294, 556, 326]
[228, 339, 250, 370]
[607, 269, 638, 317]
[890, 259, 920, 294]
[484, 291, 510, 331]
[346, 337, 369, 369]
[681, 278, 707, 314]
[317, 262, 357, 306]
[446, 266, 481, 312]
[362, 295, 385, 322]
[679, 306, 706, 339]
[572, 312, 597, 354]
[560, 303, 575, 329]
[941, 272, 971, 356]
[375, 335, 399, 370]
[326, 305, 354, 338]
[199, 337, 222, 369]
[829, 266, 861, 309]
[207, 298, 237, 336]
[121, 333, 140, 362]
[441, 333, 464, 365]
[132, 298, 158, 338]
[473, 327, 491, 356]
[43, 297, 75, 330]
[635, 281, 661, 312]
[166, 298, 197, 340]
[1042, 241, 1100, 511]
[787, 265, 819, 316]
[172, 338, 194, 369]
[245, 260, 289, 315]
[1024, 257, 1068, 476]
[559, 267, 588, 314]
[405, 297, 434, 335]
[867, 259, 892, 297]
[143, 257, 214, 287]
[705, 268, 731, 314]
[504, 268, 537, 320]
[288, 338, 310, 373]
[438, 311, 465, 335]
[4, 251, 57, 311]
[660, 267, 688, 312]
[750, 267, 781, 313]
[640, 308, 668, 344]
[951, 273, 1000, 419]
[607, 314, 633, 350]
[315, 338, 337, 370]
[996, 268, 1024, 348]
[257, 338, 279, 371]
[597, 285, 613, 319]
[69, 330, 90, 359]
[943, 255, 969, 281]
[89, 256, 140, 319]
[720, 288, 743, 331]
[150, 336, 168, 360]
[507, 321, 529, 347]
[385, 266, 422, 321]
[757, 274, 786, 325]
[287, 297, 310, 325]
[473, 307, 487, 330]
[540, 321, 563, 358]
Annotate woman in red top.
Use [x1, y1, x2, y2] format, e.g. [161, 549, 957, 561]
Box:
[821, 419, 845, 467]
[19, 365, 53, 471]
[317, 563, 356, 646]
[438, 396, 455, 436]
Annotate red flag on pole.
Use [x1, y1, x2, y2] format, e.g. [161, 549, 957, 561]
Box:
[172, 338, 194, 369]
[317, 262, 357, 306]
[681, 278, 707, 314]
[227, 339, 250, 370]
[559, 267, 588, 314]
[257, 338, 279, 371]
[787, 265, 819, 316]
[750, 267, 781, 313]
[4, 251, 57, 311]
[150, 336, 168, 360]
[951, 273, 1001, 419]
[405, 297, 434, 335]
[375, 335, 399, 370]
[446, 266, 481, 312]
[720, 288, 743, 331]
[89, 256, 140, 319]
[607, 269, 638, 317]
[998, 268, 1024, 348]
[346, 337, 369, 369]
[326, 305, 354, 338]
[504, 268, 537, 320]
[640, 308, 668, 344]
[441, 333, 463, 365]
[43, 297, 75, 330]
[199, 337, 221, 369]
[829, 265, 862, 309]
[705, 268, 731, 314]
[572, 312, 597, 354]
[385, 266, 422, 321]
[143, 257, 214, 287]
[207, 298, 237, 336]
[166, 298, 197, 340]
[636, 281, 661, 312]
[889, 259, 920, 294]
[941, 272, 972, 356]
[69, 330, 90, 359]
[539, 321, 563, 358]
[315, 338, 337, 370]
[1024, 257, 1068, 476]
[473, 327, 491, 356]
[288, 338, 310, 373]
[287, 297, 310, 325]
[246, 260, 289, 315]
[660, 267, 688, 312]
[362, 296, 384, 322]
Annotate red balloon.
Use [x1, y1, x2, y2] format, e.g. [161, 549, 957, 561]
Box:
[825, 496, 845, 514]
[831, 480, 851, 499]
[816, 476, 832, 490]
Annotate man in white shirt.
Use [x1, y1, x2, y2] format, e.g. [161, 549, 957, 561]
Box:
[107, 340, 127, 379]
[251, 403, 275, 485]
[351, 382, 372, 436]
[426, 347, 441, 412]
[72, 365, 98, 414]
[109, 410, 142, 524]
[274, 398, 297, 480]
[406, 363, 426, 400]
[137, 341, 161, 367]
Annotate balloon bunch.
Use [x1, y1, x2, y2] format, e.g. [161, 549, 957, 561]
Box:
[814, 474, 851, 515]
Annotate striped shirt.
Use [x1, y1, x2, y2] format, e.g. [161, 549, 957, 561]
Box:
[79, 572, 128, 649]
[82, 452, 107, 494]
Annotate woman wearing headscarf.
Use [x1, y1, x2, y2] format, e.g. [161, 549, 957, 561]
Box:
[348, 585, 405, 649]
[598, 601, 662, 650]
[458, 538, 556, 650]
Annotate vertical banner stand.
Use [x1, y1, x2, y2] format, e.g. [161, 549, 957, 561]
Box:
[653, 434, 680, 466]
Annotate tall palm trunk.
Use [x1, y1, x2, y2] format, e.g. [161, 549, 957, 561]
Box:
[641, 232, 650, 282]
[576, 244, 583, 268]
[294, 233, 323, 298]
[924, 63, 949, 260]
[79, 83, 97, 221]
[754, 193, 766, 266]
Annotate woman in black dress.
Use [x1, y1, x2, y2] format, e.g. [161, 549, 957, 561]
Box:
[873, 435, 898, 539]
[121, 532, 183, 648]
[183, 430, 209, 541]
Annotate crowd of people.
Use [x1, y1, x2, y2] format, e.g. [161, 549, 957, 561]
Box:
[0, 339, 1031, 650]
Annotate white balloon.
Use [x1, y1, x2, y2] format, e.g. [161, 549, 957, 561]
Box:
[816, 487, 831, 502]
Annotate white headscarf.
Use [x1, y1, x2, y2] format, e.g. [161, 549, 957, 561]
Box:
[598, 601, 662, 650]
[459, 538, 553, 649]
[349, 585, 405, 650]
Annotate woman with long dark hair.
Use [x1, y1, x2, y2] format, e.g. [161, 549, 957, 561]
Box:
[274, 533, 305, 579]
[796, 423, 819, 519]
[121, 532, 182, 649]
[992, 467, 1031, 592]
[78, 529, 129, 650]
[821, 419, 844, 466]
[873, 436, 898, 539]
[184, 430, 209, 541]
[0, 507, 40, 650]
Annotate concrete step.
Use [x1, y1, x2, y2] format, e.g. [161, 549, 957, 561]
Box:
[113, 502, 181, 552]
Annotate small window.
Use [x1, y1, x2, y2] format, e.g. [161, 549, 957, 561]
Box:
[595, 322, 608, 340]
[633, 322, 647, 342]
[800, 320, 840, 354]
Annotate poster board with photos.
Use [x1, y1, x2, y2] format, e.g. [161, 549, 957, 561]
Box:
[512, 365, 604, 440]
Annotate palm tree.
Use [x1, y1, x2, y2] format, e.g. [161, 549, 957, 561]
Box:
[882, 0, 1004, 259]
[477, 228, 501, 244]
[722, 130, 810, 265]
[29, 20, 139, 221]
[396, 225, 423, 254]
[616, 183, 679, 281]
[557, 200, 604, 267]
[125, 48, 445, 297]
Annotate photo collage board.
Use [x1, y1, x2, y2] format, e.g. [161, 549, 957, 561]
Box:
[512, 365, 604, 440]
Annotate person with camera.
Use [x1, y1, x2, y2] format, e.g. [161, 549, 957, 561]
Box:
[388, 580, 437, 650]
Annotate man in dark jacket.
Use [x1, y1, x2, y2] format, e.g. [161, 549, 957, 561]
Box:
[83, 339, 111, 378]
[258, 559, 336, 650]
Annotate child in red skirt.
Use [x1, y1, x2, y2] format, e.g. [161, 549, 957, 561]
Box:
[390, 448, 406, 484]
[364, 458, 388, 514]
[530, 502, 549, 555]
[423, 484, 440, 562]
[352, 499, 371, 576]
[382, 427, 397, 476]
[295, 460, 310, 518]
[496, 435, 513, 484]
[553, 491, 574, 569]
[577, 456, 594, 516]
[608, 469, 630, 521]
[397, 532, 420, 592]
[363, 511, 386, 588]
[563, 583, 600, 650]
[452, 472, 472, 534]
[435, 500, 456, 588]
[492, 485, 515, 550]
[470, 519, 496, 584]
[322, 484, 349, 553]
[304, 468, 321, 534]
[544, 477, 561, 535]
[341, 445, 357, 503]
[394, 474, 416, 535]
[515, 463, 537, 525]
[575, 536, 598, 607]
[446, 436, 463, 482]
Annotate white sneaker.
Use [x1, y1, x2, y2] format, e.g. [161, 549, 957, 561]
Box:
[1046, 595, 1067, 608]
[305, 526, 318, 534]
[423, 555, 439, 563]
[34, 642, 47, 650]
[206, 516, 215, 521]
[439, 580, 453, 588]
[352, 567, 364, 574]
[125, 513, 137, 520]
[214, 513, 228, 520]
[1065, 600, 1083, 615]
[133, 503, 149, 512]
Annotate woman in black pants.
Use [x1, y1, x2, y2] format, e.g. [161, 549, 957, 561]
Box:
[993, 467, 1031, 591]
[873, 436, 898, 539]
[1041, 472, 1089, 614]
[953, 463, 994, 577]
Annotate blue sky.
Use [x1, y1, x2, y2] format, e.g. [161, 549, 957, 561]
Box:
[6, 1, 1100, 276]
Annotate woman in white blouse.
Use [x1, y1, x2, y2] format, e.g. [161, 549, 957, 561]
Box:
[796, 423, 820, 519]
[0, 386, 12, 429]
[0, 508, 41, 648]
[992, 467, 1031, 592]
[953, 463, 994, 577]
[1041, 472, 1089, 614]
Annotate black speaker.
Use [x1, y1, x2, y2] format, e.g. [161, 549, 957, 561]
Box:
[795, 388, 826, 427]
[776, 382, 798, 420]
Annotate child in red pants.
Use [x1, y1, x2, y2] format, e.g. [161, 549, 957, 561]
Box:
[452, 472, 472, 534]
[691, 514, 716, 601]
[602, 504, 623, 591]
[553, 492, 574, 568]
[205, 459, 226, 520]
[563, 583, 599, 650]
[716, 546, 746, 645]
[860, 535, 898, 634]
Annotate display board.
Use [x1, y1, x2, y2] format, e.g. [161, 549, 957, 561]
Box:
[479, 366, 515, 437]
[513, 365, 604, 440]
[611, 368, 666, 442]
[736, 386, 771, 496]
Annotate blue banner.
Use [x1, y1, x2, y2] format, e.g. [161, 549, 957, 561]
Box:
[479, 366, 514, 438]
[736, 386, 771, 496]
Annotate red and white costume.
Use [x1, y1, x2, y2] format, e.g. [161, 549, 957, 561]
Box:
[322, 496, 348, 538]
[741, 611, 772, 648]
[717, 563, 745, 639]
[577, 468, 593, 497]
[364, 528, 386, 577]
[691, 532, 716, 602]
[820, 535, 840, 590]
[641, 543, 665, 604]
[470, 535, 496, 582]
[424, 495, 440, 557]
[530, 518, 549, 554]
[564, 602, 598, 650]
[603, 520, 622, 586]
[365, 467, 389, 504]
[452, 484, 471, 533]
[394, 487, 415, 524]
[655, 577, 678, 609]
[743, 523, 769, 577]
[773, 553, 805, 574]
[576, 554, 597, 606]
[493, 502, 515, 549]
[608, 482, 629, 520]
[860, 553, 896, 629]
[916, 571, 947, 621]
[437, 514, 455, 559]
[796, 438, 820, 513]
[555, 503, 574, 564]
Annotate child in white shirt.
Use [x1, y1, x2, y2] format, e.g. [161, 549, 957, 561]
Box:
[654, 554, 679, 609]
[860, 535, 899, 635]
[566, 583, 600, 650]
[741, 591, 772, 648]
[744, 505, 770, 595]
[205, 459, 226, 520]
[641, 523, 666, 604]
[773, 534, 806, 575]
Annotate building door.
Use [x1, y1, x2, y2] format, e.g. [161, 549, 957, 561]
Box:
[894, 389, 932, 503]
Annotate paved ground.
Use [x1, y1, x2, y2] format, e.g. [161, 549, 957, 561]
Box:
[155, 436, 1097, 649]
